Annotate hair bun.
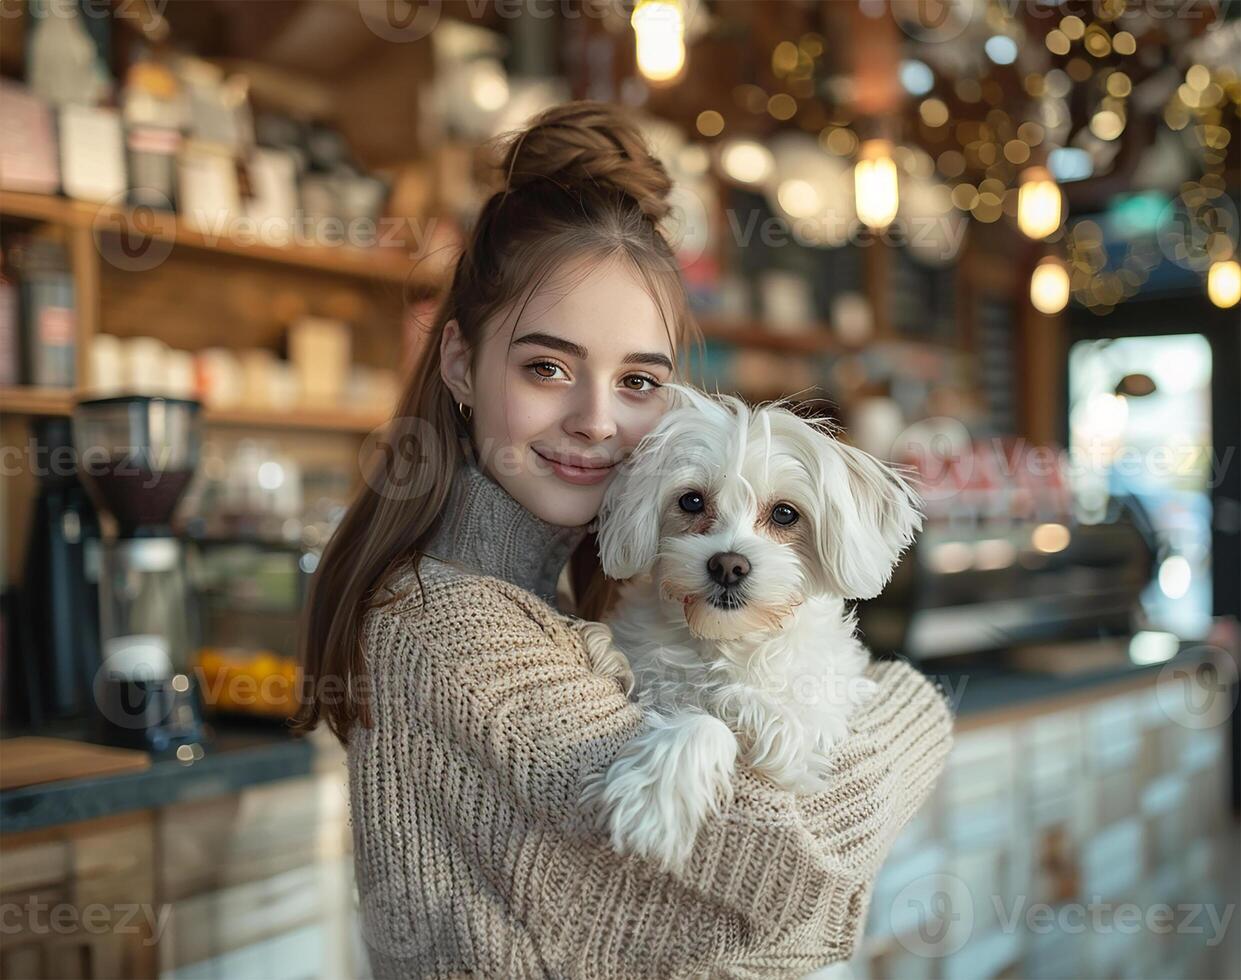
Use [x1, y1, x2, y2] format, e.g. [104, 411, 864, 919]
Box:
[499, 100, 674, 224]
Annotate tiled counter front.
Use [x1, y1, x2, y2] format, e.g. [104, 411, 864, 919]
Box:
[857, 660, 1236, 980]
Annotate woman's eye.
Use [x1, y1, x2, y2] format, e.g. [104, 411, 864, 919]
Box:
[771, 503, 799, 526]
[622, 374, 660, 392]
[678, 491, 705, 514]
[529, 361, 565, 382]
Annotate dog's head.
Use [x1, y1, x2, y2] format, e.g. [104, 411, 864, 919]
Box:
[597, 384, 922, 640]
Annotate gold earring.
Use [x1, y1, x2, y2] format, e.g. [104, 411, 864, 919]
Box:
[457, 401, 473, 421]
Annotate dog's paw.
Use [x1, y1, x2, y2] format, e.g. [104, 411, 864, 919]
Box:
[578, 712, 737, 872]
[576, 621, 635, 697]
[731, 697, 814, 782]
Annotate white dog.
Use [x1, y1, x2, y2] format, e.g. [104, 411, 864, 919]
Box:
[577, 384, 922, 872]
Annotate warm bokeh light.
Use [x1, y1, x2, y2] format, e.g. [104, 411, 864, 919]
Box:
[919, 97, 949, 128]
[767, 93, 797, 120]
[1017, 166, 1062, 240]
[854, 139, 899, 230]
[776, 179, 819, 218]
[696, 109, 724, 137]
[1090, 109, 1125, 141]
[1030, 257, 1070, 314]
[632, 0, 686, 83]
[1032, 522, 1071, 554]
[1208, 259, 1241, 308]
[720, 139, 773, 184]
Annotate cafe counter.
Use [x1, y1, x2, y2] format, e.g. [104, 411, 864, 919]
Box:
[0, 640, 1235, 979]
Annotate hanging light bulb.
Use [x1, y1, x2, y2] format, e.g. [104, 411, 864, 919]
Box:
[854, 139, 899, 229]
[1030, 257, 1070, 314]
[632, 0, 686, 84]
[1017, 166, 1062, 239]
[1208, 259, 1241, 308]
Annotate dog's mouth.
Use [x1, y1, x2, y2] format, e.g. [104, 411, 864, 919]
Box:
[661, 578, 806, 640]
[662, 584, 749, 613]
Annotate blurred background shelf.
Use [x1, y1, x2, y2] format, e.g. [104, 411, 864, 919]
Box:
[0, 190, 437, 289]
[0, 386, 387, 434]
[696, 319, 838, 355]
[0, 385, 72, 416]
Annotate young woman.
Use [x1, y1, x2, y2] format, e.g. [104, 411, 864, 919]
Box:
[297, 101, 953, 979]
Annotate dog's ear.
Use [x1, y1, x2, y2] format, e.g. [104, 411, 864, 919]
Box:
[596, 435, 668, 580]
[815, 440, 923, 599]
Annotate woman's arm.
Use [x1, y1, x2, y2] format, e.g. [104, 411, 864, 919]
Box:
[381, 567, 953, 975]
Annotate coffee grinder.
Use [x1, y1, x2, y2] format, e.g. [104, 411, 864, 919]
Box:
[73, 395, 207, 753]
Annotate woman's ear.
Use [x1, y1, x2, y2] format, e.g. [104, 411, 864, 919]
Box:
[439, 319, 473, 406]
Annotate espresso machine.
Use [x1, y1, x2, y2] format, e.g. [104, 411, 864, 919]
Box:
[73, 395, 206, 753]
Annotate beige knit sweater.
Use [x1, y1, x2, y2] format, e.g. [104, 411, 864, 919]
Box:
[346, 456, 953, 979]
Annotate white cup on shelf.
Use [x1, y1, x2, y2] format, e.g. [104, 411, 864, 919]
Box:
[164, 348, 197, 399]
[123, 336, 170, 394]
[88, 334, 124, 395]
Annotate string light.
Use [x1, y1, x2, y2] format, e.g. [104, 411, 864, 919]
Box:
[632, 0, 686, 83]
[1030, 257, 1070, 314]
[919, 98, 949, 128]
[854, 139, 899, 229]
[767, 93, 797, 120]
[772, 41, 799, 77]
[1090, 108, 1125, 140]
[1046, 30, 1070, 56]
[696, 110, 724, 137]
[1017, 166, 1062, 239]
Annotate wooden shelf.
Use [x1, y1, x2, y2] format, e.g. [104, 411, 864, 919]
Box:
[697, 318, 838, 355]
[0, 385, 72, 416]
[0, 387, 388, 434]
[205, 405, 389, 433]
[0, 190, 442, 290]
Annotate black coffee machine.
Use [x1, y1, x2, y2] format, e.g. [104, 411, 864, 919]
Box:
[12, 417, 102, 727]
[73, 395, 207, 754]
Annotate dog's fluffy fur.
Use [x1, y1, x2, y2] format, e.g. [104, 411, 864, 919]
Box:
[578, 384, 922, 872]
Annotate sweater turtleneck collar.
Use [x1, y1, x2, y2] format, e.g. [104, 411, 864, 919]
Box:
[420, 454, 592, 609]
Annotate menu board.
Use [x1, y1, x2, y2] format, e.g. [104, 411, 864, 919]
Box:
[889, 246, 957, 344]
[976, 294, 1018, 435]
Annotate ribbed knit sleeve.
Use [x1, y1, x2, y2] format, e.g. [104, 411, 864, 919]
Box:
[349, 561, 953, 979]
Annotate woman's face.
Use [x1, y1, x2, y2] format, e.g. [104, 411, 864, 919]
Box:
[441, 255, 676, 527]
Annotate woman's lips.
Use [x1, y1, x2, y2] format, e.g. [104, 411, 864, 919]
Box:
[533, 449, 617, 486]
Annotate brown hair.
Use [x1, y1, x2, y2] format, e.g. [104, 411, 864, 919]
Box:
[295, 101, 703, 744]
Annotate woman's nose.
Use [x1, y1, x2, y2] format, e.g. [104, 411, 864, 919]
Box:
[564, 384, 618, 443]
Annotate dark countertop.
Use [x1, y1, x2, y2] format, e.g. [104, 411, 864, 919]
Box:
[0, 722, 315, 835]
[2, 646, 1228, 836]
[924, 643, 1222, 722]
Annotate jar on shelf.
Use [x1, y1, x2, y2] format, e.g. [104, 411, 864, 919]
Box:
[12, 237, 76, 388]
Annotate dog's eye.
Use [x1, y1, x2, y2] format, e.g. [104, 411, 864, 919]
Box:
[771, 503, 799, 526]
[678, 491, 705, 514]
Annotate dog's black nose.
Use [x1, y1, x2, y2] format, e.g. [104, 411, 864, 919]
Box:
[707, 551, 750, 588]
